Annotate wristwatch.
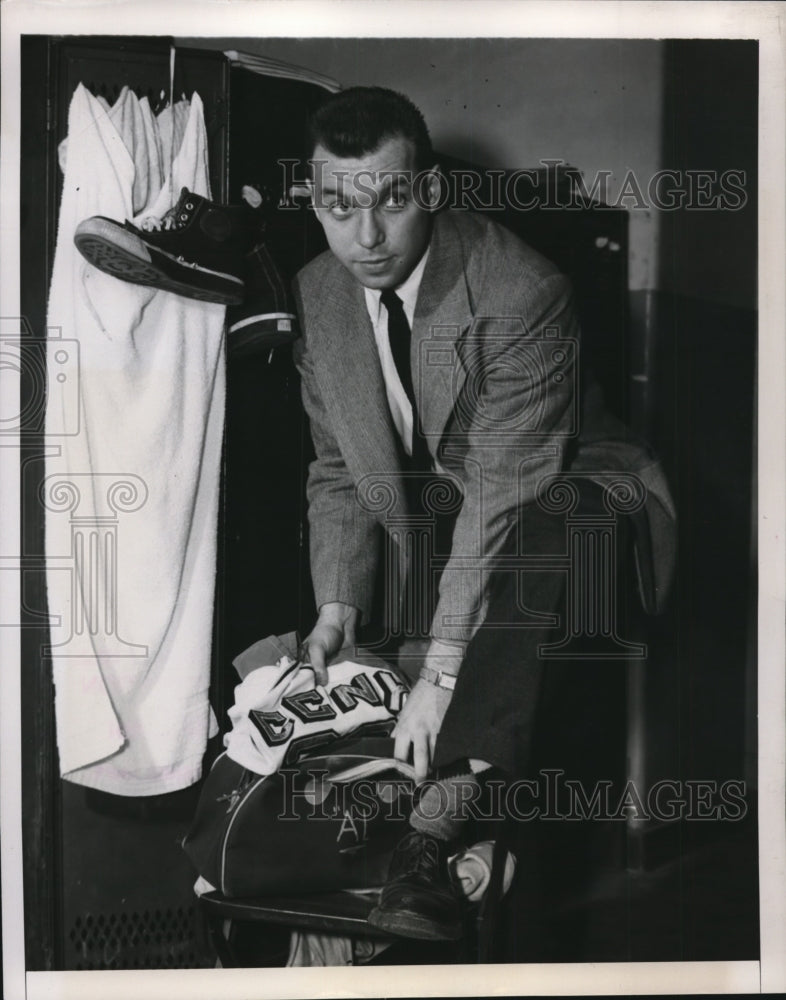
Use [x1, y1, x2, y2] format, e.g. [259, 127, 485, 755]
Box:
[419, 666, 458, 691]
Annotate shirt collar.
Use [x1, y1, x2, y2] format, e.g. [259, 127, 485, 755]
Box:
[364, 245, 431, 325]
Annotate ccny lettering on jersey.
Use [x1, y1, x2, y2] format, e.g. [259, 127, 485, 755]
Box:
[249, 668, 407, 751]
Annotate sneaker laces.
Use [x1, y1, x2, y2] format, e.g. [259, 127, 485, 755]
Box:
[137, 189, 194, 232]
[138, 204, 183, 233]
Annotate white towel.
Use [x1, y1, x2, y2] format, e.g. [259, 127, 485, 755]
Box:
[46, 83, 223, 795]
[57, 86, 162, 217]
[157, 98, 190, 175]
[153, 97, 192, 216]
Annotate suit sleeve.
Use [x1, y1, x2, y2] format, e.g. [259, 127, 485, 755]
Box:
[292, 325, 380, 623]
[431, 272, 578, 645]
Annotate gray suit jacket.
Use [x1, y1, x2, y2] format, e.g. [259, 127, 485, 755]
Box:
[293, 210, 675, 642]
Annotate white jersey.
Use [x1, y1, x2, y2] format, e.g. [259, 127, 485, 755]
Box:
[224, 657, 409, 775]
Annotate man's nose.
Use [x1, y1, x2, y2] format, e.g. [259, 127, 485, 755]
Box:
[356, 209, 384, 249]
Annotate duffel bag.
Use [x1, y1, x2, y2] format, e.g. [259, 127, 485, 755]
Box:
[183, 732, 415, 897]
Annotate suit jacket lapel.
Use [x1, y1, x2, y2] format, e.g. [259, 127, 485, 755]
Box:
[311, 269, 403, 484]
[310, 211, 474, 484]
[412, 212, 474, 451]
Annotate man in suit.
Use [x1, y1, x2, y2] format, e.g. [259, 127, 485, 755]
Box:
[293, 87, 675, 940]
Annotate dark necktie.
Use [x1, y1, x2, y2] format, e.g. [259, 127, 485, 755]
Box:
[380, 289, 431, 473]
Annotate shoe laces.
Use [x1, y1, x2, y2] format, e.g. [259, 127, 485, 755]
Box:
[393, 831, 443, 879]
[138, 191, 196, 233]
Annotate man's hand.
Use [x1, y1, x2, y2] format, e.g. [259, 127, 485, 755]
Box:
[303, 602, 359, 684]
[392, 638, 464, 783]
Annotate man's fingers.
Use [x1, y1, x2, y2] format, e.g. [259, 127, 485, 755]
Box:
[413, 737, 430, 785]
[307, 643, 329, 685]
[393, 727, 411, 766]
[394, 725, 430, 784]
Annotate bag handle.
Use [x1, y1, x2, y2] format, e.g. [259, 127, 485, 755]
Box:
[302, 757, 415, 807]
[328, 758, 416, 784]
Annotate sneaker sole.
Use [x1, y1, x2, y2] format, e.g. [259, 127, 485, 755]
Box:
[74, 219, 244, 306]
[227, 313, 298, 357]
[366, 904, 463, 941]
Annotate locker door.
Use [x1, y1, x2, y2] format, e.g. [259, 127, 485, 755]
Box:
[221, 66, 330, 677]
[19, 36, 229, 971]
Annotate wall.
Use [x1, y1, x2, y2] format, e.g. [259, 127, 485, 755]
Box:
[178, 36, 664, 291]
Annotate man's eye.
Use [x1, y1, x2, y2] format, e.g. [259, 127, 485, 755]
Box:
[384, 193, 407, 209]
[328, 201, 352, 217]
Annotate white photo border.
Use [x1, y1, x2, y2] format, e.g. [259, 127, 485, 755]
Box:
[1, 2, 783, 997]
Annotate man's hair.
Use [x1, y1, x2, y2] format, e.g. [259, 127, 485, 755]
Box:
[307, 86, 434, 173]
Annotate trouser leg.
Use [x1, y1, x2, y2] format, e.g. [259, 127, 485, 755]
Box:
[433, 480, 631, 780]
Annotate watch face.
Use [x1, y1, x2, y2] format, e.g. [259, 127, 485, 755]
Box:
[420, 666, 457, 690]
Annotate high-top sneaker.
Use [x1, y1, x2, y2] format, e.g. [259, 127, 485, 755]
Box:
[226, 240, 299, 358]
[73, 188, 258, 305]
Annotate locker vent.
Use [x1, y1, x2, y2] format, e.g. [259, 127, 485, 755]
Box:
[68, 905, 213, 970]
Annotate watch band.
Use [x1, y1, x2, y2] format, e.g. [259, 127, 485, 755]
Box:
[419, 666, 457, 691]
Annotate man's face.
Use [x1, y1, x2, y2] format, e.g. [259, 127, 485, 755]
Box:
[310, 135, 439, 290]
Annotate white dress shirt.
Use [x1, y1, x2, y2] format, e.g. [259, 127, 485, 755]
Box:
[363, 248, 430, 456]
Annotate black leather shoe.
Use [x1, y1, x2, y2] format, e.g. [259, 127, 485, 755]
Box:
[367, 830, 465, 941]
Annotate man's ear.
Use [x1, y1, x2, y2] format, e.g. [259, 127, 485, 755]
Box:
[419, 164, 444, 212]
